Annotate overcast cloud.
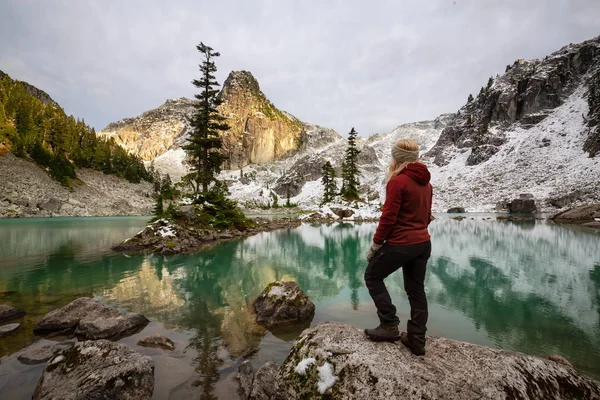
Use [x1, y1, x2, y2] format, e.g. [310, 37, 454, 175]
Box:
[0, 0, 599, 136]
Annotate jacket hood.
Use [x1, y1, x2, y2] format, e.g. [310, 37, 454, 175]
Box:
[402, 162, 431, 186]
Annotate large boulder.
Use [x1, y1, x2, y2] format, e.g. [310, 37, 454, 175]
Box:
[33, 340, 154, 400]
[253, 281, 315, 329]
[33, 297, 149, 340]
[552, 203, 600, 224]
[275, 322, 600, 399]
[0, 304, 26, 323]
[447, 207, 465, 213]
[508, 198, 537, 213]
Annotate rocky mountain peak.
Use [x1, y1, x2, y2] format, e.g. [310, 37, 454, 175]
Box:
[220, 70, 262, 100]
[427, 35, 600, 167]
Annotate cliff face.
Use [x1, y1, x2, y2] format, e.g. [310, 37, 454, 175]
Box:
[217, 71, 305, 169]
[99, 71, 321, 170]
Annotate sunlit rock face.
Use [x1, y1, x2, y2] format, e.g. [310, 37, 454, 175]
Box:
[218, 71, 305, 169]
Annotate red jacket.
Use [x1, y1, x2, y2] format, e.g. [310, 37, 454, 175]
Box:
[373, 162, 432, 246]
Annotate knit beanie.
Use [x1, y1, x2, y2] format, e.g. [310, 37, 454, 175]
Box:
[391, 144, 419, 163]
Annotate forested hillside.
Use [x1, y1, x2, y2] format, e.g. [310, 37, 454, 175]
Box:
[0, 70, 151, 185]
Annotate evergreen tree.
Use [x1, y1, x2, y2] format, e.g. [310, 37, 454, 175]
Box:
[321, 161, 337, 204]
[478, 87, 485, 97]
[486, 76, 494, 91]
[0, 71, 151, 185]
[183, 42, 230, 195]
[154, 194, 164, 218]
[340, 127, 361, 201]
[467, 94, 474, 103]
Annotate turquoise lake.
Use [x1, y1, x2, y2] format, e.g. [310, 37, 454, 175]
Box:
[0, 216, 599, 399]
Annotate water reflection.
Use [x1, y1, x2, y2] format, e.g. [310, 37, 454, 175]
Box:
[1, 216, 600, 397]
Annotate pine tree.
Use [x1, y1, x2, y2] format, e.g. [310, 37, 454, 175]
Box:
[321, 161, 337, 204]
[154, 194, 164, 218]
[340, 128, 361, 201]
[467, 94, 474, 103]
[486, 76, 494, 91]
[478, 87, 485, 97]
[183, 42, 230, 195]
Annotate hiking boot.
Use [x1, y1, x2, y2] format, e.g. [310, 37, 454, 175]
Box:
[400, 331, 425, 356]
[364, 324, 400, 342]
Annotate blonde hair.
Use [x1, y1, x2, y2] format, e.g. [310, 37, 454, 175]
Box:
[387, 139, 419, 182]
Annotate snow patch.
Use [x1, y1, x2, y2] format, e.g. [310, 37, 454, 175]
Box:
[317, 362, 337, 394]
[294, 358, 316, 375]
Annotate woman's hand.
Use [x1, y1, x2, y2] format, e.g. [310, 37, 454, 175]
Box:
[366, 243, 383, 262]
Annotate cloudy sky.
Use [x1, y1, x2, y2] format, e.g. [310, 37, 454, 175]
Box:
[1, 1, 599, 136]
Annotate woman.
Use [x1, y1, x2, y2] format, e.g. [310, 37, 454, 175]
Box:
[364, 138, 432, 356]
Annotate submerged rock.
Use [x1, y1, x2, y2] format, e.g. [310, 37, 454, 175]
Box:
[0, 304, 26, 323]
[0, 322, 21, 336]
[276, 322, 600, 399]
[17, 344, 62, 365]
[34, 297, 149, 340]
[137, 334, 175, 351]
[253, 281, 315, 330]
[33, 340, 154, 400]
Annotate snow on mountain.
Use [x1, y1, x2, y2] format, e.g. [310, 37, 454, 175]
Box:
[368, 114, 454, 167]
[429, 85, 600, 212]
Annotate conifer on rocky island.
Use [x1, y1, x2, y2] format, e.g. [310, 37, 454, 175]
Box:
[321, 161, 337, 204]
[183, 42, 230, 195]
[340, 127, 361, 201]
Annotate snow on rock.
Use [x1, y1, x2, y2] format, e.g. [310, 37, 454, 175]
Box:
[294, 358, 316, 375]
[428, 86, 600, 212]
[316, 362, 337, 394]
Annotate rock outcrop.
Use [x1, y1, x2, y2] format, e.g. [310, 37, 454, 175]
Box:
[253, 281, 315, 329]
[447, 207, 465, 213]
[0, 304, 26, 323]
[274, 322, 600, 399]
[33, 297, 149, 340]
[33, 340, 154, 400]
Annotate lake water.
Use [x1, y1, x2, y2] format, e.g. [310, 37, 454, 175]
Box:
[1, 216, 599, 398]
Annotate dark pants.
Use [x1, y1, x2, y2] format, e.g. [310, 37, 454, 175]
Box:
[364, 241, 431, 346]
